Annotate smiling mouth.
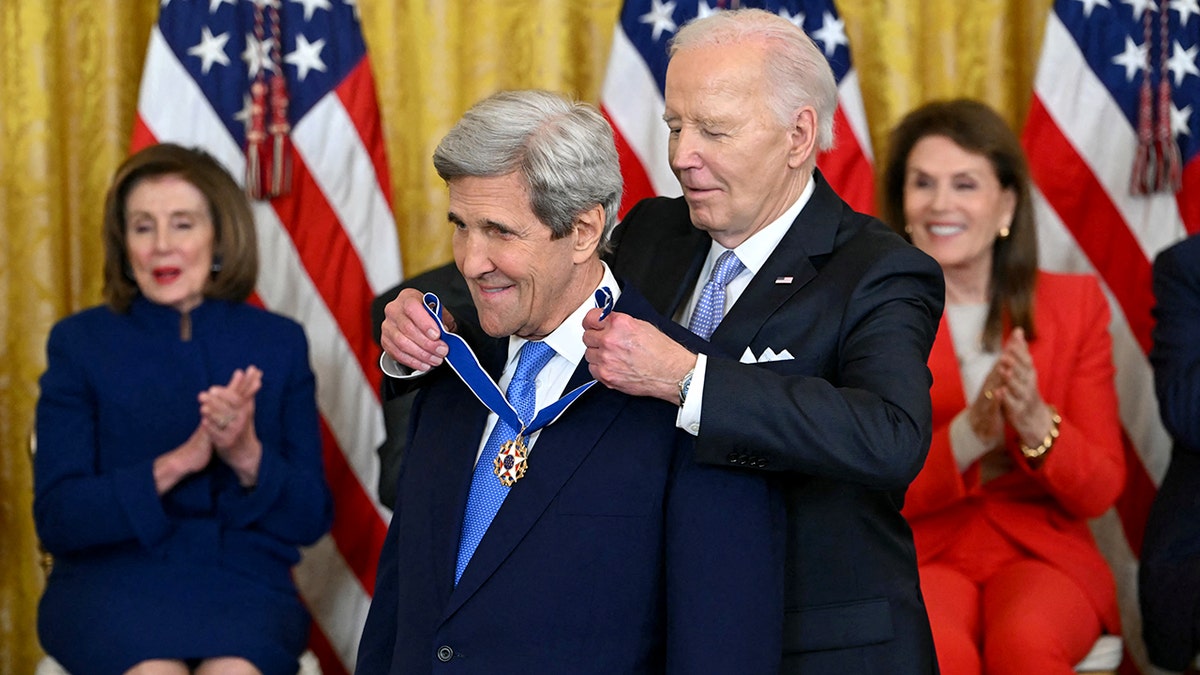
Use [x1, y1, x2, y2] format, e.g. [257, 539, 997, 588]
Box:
[473, 282, 513, 296]
[928, 224, 965, 237]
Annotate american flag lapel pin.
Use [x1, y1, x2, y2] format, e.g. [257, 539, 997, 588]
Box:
[775, 276, 793, 284]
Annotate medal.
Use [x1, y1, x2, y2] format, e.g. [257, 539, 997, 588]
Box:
[493, 435, 529, 486]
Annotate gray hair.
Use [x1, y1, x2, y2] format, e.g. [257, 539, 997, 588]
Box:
[670, 8, 838, 152]
[433, 89, 623, 253]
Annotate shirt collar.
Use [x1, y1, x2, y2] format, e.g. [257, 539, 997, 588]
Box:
[504, 262, 620, 370]
[707, 172, 816, 274]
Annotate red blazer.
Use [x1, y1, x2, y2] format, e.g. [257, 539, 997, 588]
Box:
[902, 272, 1125, 632]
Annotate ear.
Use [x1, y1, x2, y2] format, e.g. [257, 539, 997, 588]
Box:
[787, 106, 819, 170]
[571, 204, 605, 264]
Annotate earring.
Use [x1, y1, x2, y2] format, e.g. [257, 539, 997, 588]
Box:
[998, 226, 1010, 239]
[211, 255, 223, 273]
[904, 224, 913, 234]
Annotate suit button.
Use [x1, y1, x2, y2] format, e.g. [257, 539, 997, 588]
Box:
[727, 452, 740, 463]
[755, 458, 768, 468]
[436, 646, 454, 663]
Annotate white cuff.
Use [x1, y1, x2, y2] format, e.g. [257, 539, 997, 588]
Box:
[379, 352, 429, 380]
[676, 353, 707, 436]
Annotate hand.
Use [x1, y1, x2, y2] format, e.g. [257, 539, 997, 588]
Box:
[199, 366, 263, 486]
[152, 425, 213, 495]
[582, 308, 696, 404]
[969, 366, 1006, 447]
[995, 328, 1055, 448]
[381, 287, 452, 372]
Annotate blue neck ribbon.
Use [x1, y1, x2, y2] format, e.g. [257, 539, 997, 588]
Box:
[421, 288, 614, 435]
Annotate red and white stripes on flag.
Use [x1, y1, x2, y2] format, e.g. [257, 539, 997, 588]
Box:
[601, 0, 876, 217]
[132, 2, 401, 673]
[1022, 1, 1200, 671]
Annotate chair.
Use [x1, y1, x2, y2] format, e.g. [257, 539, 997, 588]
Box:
[1075, 634, 1123, 674]
[28, 424, 323, 675]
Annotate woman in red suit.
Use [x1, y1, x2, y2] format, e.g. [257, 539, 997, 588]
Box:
[880, 99, 1125, 675]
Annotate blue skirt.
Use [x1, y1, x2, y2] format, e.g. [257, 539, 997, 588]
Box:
[38, 556, 309, 675]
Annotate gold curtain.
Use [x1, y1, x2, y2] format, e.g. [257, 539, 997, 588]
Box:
[0, 0, 1050, 670]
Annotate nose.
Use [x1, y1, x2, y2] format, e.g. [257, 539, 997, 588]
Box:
[152, 222, 172, 251]
[669, 128, 700, 172]
[453, 228, 493, 279]
[930, 183, 952, 211]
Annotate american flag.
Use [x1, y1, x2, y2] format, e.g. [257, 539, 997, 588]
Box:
[131, 0, 402, 672]
[1022, 0, 1199, 670]
[600, 0, 876, 216]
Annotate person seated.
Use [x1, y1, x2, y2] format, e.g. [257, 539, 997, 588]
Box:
[881, 99, 1125, 675]
[34, 143, 333, 675]
[1140, 232, 1200, 673]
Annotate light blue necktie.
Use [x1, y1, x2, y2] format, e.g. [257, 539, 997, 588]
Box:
[688, 250, 745, 339]
[454, 339, 557, 584]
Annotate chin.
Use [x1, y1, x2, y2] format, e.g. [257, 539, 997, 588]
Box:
[478, 316, 513, 339]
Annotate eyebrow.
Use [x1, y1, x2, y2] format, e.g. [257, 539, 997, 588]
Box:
[125, 208, 208, 221]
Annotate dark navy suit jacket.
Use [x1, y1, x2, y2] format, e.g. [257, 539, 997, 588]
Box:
[608, 172, 944, 674]
[1140, 233, 1200, 671]
[356, 285, 784, 674]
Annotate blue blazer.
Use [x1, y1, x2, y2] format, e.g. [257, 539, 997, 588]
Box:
[356, 285, 784, 674]
[1140, 233, 1200, 671]
[35, 298, 331, 675]
[608, 173, 944, 674]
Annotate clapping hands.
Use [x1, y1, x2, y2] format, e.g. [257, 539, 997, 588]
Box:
[199, 367, 263, 487]
[971, 328, 1057, 457]
[154, 366, 265, 494]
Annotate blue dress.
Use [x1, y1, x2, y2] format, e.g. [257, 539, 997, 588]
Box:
[34, 297, 333, 675]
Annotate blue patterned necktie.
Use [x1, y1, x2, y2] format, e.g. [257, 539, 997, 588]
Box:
[455, 339, 557, 585]
[688, 250, 746, 339]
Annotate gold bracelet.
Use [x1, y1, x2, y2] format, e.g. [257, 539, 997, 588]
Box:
[1021, 406, 1061, 460]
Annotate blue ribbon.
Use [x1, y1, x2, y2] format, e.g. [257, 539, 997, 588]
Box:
[421, 288, 614, 435]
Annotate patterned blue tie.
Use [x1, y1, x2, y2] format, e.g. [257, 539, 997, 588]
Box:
[455, 339, 557, 584]
[688, 250, 746, 339]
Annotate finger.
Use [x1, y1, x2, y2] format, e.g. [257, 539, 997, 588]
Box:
[381, 308, 449, 361]
[582, 307, 609, 335]
[239, 367, 263, 397]
[382, 330, 446, 371]
[385, 289, 443, 339]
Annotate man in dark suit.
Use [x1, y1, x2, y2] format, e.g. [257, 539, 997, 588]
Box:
[1140, 232, 1200, 673]
[582, 9, 944, 673]
[358, 89, 782, 674]
[381, 11, 942, 674]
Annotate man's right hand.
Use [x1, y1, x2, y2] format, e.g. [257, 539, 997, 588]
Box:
[381, 287, 454, 372]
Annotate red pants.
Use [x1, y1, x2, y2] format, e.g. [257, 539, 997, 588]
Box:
[919, 522, 1102, 675]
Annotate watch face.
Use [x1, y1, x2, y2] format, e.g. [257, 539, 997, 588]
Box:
[679, 371, 693, 404]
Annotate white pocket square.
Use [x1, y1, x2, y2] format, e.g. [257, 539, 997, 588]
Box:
[740, 347, 795, 364]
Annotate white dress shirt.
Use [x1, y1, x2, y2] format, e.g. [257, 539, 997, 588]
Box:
[677, 176, 815, 435]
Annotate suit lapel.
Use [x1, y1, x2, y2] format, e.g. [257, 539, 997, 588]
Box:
[426, 338, 508, 603]
[651, 228, 710, 319]
[439, 290, 661, 620]
[710, 172, 843, 352]
[442, 357, 629, 620]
